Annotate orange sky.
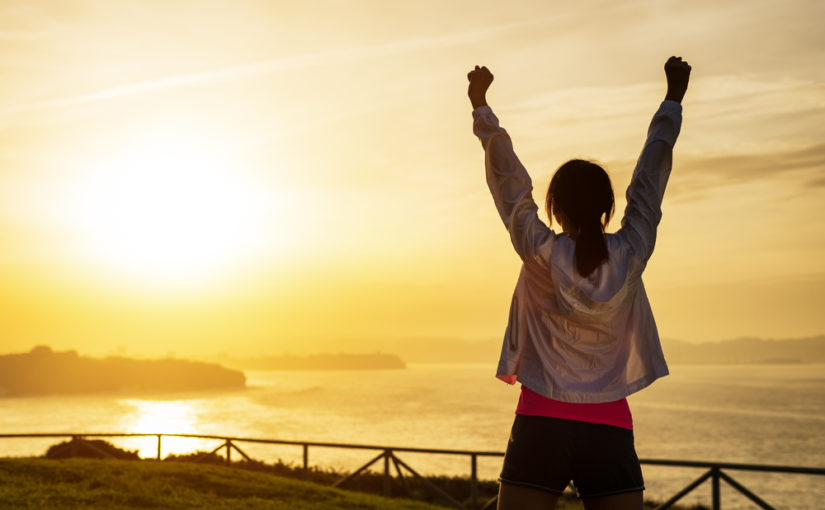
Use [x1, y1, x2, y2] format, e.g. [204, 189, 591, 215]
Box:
[1, 1, 824, 358]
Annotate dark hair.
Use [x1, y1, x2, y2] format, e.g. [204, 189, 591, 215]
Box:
[545, 159, 615, 277]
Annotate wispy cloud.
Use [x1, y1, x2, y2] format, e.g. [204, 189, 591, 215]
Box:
[686, 143, 825, 181]
[500, 75, 825, 185]
[640, 142, 825, 203]
[0, 30, 47, 41]
[4, 16, 560, 114]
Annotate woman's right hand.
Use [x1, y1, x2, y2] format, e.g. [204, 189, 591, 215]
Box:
[467, 65, 494, 109]
[664, 56, 691, 104]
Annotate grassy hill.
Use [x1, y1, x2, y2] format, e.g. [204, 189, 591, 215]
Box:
[0, 456, 707, 510]
[0, 457, 447, 510]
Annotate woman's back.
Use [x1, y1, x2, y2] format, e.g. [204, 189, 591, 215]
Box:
[472, 98, 682, 403]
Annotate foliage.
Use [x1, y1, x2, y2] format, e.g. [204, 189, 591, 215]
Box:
[45, 437, 140, 460]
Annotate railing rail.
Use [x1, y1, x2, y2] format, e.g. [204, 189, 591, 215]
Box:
[1, 433, 823, 510]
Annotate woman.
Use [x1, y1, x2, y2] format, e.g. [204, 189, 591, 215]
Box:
[467, 56, 691, 510]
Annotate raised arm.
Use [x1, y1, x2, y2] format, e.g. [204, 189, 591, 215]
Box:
[469, 66, 554, 263]
[619, 56, 690, 263]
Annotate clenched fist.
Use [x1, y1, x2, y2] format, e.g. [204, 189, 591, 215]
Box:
[664, 56, 691, 104]
[467, 65, 494, 109]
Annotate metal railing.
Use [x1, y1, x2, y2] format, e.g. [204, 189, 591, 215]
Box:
[638, 458, 825, 510]
[1, 432, 823, 510]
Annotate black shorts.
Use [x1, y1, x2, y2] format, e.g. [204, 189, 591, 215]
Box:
[499, 414, 645, 499]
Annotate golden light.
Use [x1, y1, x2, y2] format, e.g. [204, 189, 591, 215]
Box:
[68, 123, 273, 286]
[120, 399, 212, 458]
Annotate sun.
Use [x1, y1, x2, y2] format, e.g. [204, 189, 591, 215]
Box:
[70, 126, 272, 286]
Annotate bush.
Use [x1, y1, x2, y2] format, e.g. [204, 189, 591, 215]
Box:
[44, 438, 140, 460]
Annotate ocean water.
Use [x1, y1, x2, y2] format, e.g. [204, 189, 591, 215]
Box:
[1, 363, 823, 509]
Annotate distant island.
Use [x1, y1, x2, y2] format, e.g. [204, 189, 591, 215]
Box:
[663, 335, 825, 364]
[379, 335, 825, 365]
[224, 352, 406, 371]
[0, 346, 246, 397]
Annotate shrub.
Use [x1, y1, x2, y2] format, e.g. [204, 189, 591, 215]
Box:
[44, 438, 140, 460]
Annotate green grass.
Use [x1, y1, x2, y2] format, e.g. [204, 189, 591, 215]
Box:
[0, 457, 449, 510]
[0, 457, 708, 510]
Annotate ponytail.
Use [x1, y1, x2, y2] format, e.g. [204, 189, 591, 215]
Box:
[574, 217, 608, 277]
[546, 159, 615, 278]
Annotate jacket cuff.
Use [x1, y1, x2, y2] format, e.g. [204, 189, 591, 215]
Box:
[660, 99, 683, 112]
[472, 105, 493, 118]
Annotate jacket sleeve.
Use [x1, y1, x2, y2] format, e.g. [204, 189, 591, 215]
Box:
[618, 100, 683, 264]
[473, 106, 554, 263]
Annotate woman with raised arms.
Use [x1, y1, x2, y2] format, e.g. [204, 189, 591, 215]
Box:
[468, 56, 691, 510]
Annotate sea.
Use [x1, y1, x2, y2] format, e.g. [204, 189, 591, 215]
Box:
[1, 363, 823, 509]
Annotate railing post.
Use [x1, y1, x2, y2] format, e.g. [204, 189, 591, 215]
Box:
[383, 449, 391, 497]
[712, 466, 721, 510]
[156, 434, 162, 461]
[302, 444, 309, 480]
[225, 440, 231, 465]
[470, 453, 478, 510]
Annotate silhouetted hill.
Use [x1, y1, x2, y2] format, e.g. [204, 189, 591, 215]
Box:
[663, 335, 825, 364]
[382, 335, 825, 365]
[225, 353, 405, 371]
[386, 338, 500, 364]
[0, 346, 246, 397]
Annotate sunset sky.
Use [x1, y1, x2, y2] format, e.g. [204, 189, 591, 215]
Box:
[1, 1, 824, 359]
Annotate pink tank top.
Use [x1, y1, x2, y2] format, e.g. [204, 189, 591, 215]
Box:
[516, 385, 633, 430]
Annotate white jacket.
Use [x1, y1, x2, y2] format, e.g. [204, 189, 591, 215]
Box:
[473, 100, 682, 403]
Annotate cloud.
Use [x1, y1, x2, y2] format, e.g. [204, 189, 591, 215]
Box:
[0, 30, 47, 40]
[3, 16, 559, 114]
[599, 142, 825, 202]
[505, 76, 824, 139]
[807, 176, 825, 187]
[496, 74, 825, 196]
[683, 142, 825, 181]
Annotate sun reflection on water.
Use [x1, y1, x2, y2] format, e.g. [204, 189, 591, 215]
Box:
[118, 399, 215, 459]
